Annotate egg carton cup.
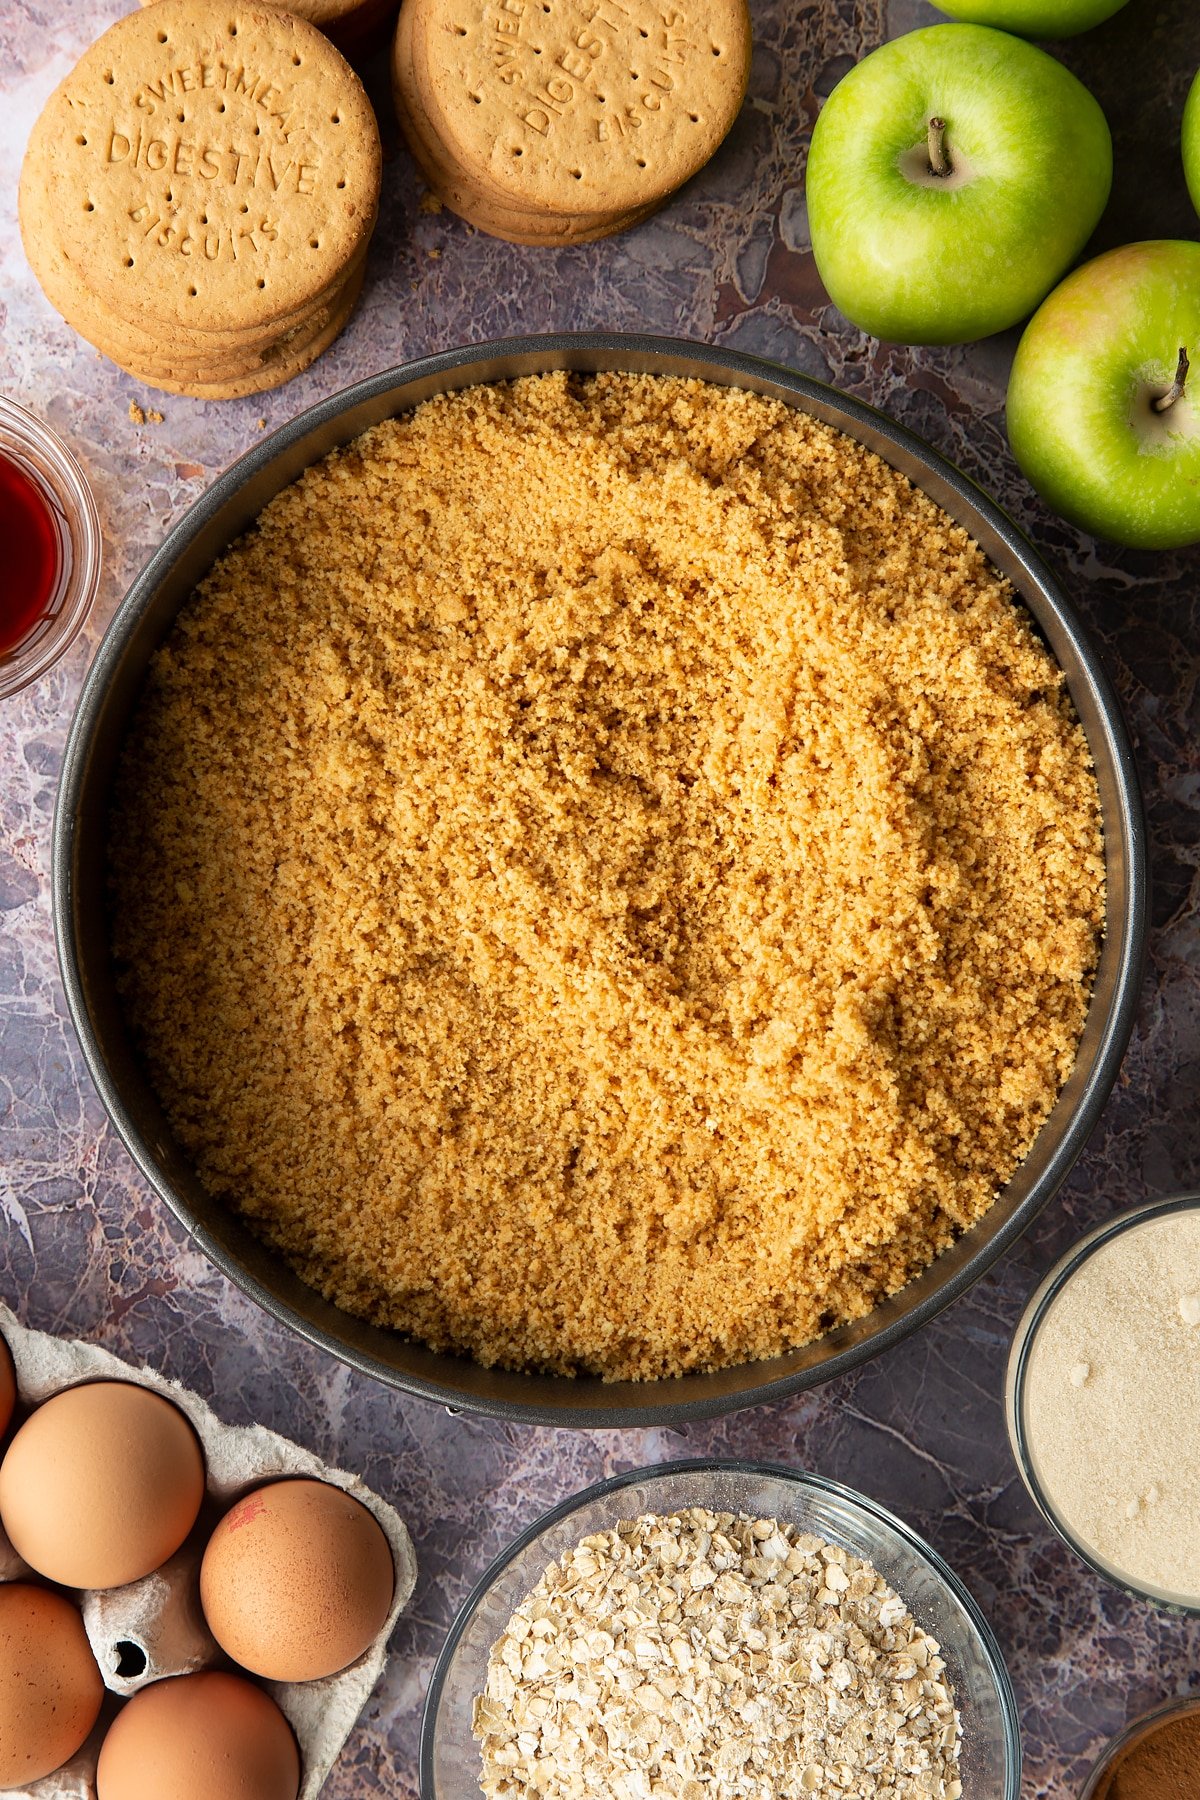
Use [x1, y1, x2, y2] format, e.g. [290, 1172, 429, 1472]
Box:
[0, 1304, 417, 1800]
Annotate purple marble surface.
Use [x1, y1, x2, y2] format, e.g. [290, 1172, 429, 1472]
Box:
[3, 0, 1200, 1793]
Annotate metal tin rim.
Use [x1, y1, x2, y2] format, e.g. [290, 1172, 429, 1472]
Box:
[418, 1457, 1023, 1800]
[52, 331, 1149, 1426]
[1005, 1192, 1200, 1616]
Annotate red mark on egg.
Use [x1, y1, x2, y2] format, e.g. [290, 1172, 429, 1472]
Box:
[226, 1491, 269, 1532]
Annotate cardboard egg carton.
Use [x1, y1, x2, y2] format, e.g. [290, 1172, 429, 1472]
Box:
[0, 1304, 417, 1800]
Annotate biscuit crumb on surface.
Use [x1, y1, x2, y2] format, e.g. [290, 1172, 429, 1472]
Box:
[109, 373, 1105, 1382]
[127, 401, 144, 425]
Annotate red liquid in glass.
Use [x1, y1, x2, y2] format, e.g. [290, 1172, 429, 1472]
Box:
[0, 453, 60, 657]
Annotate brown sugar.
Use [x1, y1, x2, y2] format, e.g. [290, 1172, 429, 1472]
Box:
[108, 373, 1105, 1381]
[1094, 1710, 1200, 1800]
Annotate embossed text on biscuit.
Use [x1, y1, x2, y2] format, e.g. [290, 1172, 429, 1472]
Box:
[126, 198, 281, 260]
[104, 128, 319, 193]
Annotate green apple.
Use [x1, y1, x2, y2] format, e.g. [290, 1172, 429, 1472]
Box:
[1007, 241, 1200, 550]
[1184, 66, 1200, 219]
[806, 25, 1112, 345]
[933, 0, 1130, 36]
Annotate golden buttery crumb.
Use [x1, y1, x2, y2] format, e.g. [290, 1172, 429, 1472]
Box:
[108, 373, 1105, 1381]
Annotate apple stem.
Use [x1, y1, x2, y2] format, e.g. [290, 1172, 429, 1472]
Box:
[926, 117, 951, 179]
[1153, 346, 1190, 412]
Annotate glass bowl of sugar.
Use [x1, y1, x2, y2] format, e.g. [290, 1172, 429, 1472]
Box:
[1006, 1193, 1200, 1614]
[1080, 1694, 1200, 1800]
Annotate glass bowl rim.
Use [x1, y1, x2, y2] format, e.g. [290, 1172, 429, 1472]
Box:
[1078, 1692, 1200, 1798]
[1005, 1191, 1200, 1617]
[0, 394, 103, 698]
[418, 1454, 1022, 1800]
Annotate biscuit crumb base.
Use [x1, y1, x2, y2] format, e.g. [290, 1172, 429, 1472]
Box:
[109, 373, 1105, 1382]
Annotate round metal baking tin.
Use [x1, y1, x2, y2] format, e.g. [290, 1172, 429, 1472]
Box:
[53, 332, 1148, 1426]
[1006, 1193, 1200, 1616]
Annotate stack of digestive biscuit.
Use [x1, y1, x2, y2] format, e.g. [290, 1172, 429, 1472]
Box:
[19, 0, 381, 398]
[392, 0, 752, 244]
[138, 0, 402, 63]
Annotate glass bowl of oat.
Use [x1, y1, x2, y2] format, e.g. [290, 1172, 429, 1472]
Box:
[421, 1458, 1021, 1800]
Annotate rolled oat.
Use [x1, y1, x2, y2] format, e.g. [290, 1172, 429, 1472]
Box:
[472, 1507, 963, 1800]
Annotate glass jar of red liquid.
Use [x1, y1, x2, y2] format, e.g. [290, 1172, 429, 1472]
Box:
[0, 397, 101, 699]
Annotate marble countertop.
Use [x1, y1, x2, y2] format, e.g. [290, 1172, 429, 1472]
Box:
[3, 0, 1200, 1793]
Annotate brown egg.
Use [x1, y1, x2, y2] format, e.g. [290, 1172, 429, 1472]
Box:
[95, 1671, 300, 1800]
[200, 1478, 394, 1681]
[0, 1583, 104, 1788]
[0, 1337, 14, 1440]
[0, 1380, 205, 1589]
